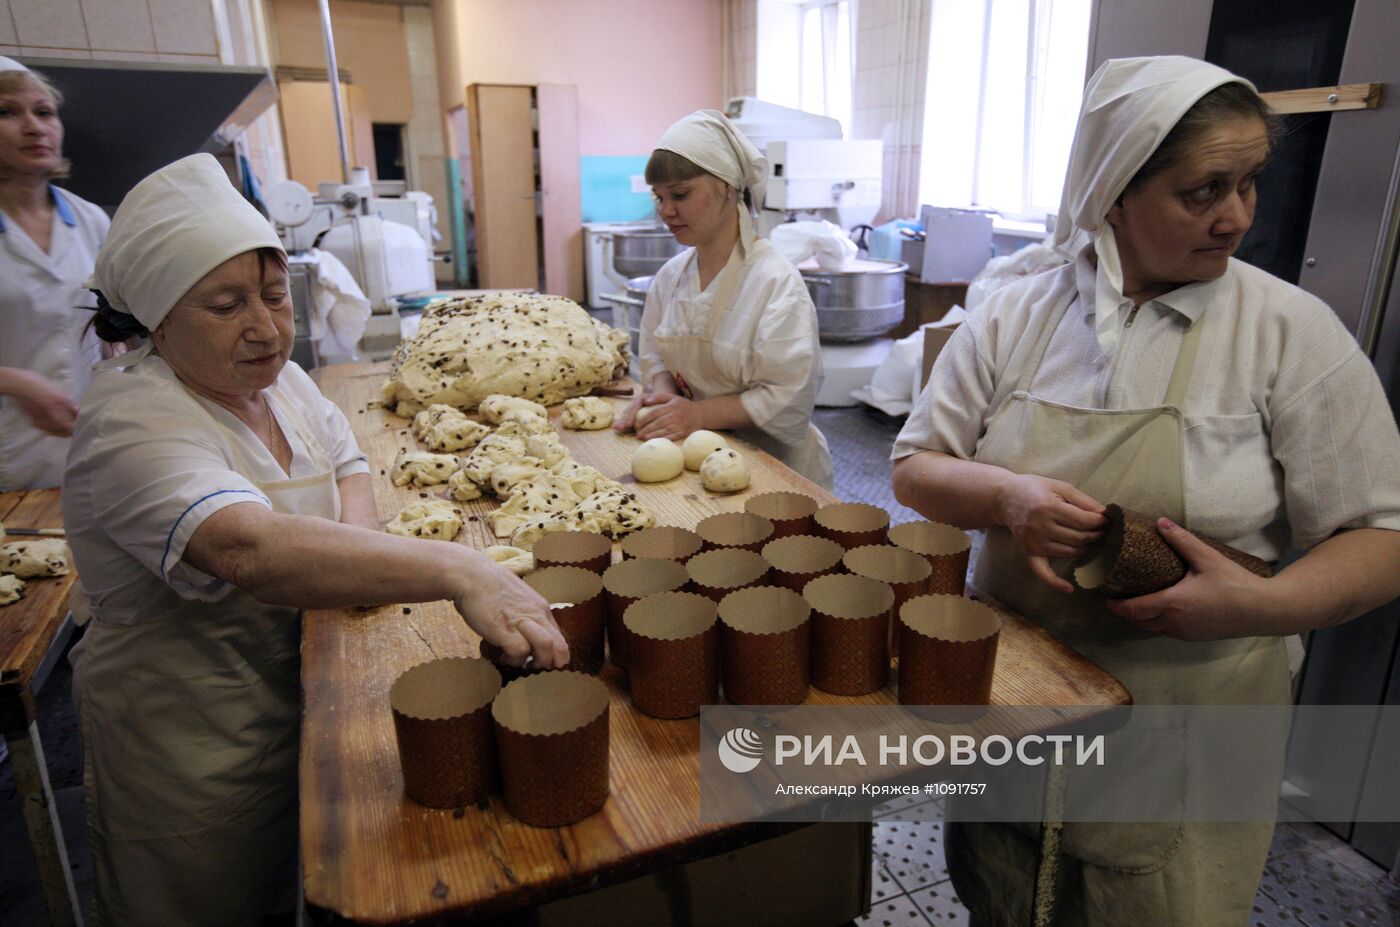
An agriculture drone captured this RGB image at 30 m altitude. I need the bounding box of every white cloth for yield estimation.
[0,186,108,490]
[1056,56,1251,353]
[308,249,371,359]
[63,353,368,625]
[893,252,1400,559]
[90,153,282,331]
[654,109,768,254]
[770,220,858,271]
[0,55,28,71]
[639,242,833,488]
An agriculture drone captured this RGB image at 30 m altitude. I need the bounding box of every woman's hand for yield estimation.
[1106,518,1271,640]
[634,395,704,441]
[997,473,1107,593]
[2,368,79,437]
[453,564,571,668]
[614,391,648,433]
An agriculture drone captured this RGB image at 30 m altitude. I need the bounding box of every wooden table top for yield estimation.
[0,488,76,731]
[301,362,1130,924]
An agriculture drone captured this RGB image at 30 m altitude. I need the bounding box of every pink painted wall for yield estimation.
[431,0,724,156]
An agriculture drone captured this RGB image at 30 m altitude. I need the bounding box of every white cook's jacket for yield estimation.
[0,185,108,490]
[638,241,833,489]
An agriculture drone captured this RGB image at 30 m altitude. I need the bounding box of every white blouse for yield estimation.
[63,355,369,624]
[894,253,1400,559]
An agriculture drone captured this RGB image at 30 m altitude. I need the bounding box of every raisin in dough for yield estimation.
[560,396,614,431]
[391,451,460,487]
[1,539,69,578]
[700,448,750,493]
[385,500,465,541]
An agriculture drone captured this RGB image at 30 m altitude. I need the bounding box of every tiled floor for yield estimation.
[2,399,1396,926]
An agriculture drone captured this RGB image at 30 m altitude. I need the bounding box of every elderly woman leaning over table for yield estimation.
[891,57,1400,926]
[61,154,569,927]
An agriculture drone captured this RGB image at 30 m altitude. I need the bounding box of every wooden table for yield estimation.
[302,362,1131,924]
[1,488,83,927]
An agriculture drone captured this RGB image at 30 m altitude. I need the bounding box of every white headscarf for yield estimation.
[1055,56,1255,353]
[654,109,768,254]
[91,153,282,331]
[0,56,30,73]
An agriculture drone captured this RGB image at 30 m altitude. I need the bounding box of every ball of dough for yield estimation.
[700,448,750,493]
[631,438,684,483]
[561,396,614,430]
[682,430,729,471]
[634,405,661,430]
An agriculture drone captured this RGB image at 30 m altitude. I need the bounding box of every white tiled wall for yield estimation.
[852,0,929,221]
[0,0,220,63]
[726,0,758,102]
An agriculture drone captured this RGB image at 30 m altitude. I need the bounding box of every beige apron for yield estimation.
[77,379,340,926]
[652,241,833,489]
[947,293,1289,926]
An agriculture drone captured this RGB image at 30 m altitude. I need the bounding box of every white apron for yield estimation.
[77,372,340,926]
[652,242,833,489]
[947,291,1289,926]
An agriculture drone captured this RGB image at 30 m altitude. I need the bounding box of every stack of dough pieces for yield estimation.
[0,538,71,607]
[380,293,629,417]
[384,392,656,552]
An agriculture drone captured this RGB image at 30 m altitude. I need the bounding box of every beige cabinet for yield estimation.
[467,83,582,301]
[279,80,378,189]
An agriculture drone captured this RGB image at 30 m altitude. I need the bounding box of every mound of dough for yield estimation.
[487,475,583,538]
[525,433,570,468]
[1,539,69,578]
[483,545,533,575]
[494,409,555,437]
[385,500,464,541]
[682,430,729,471]
[480,394,548,424]
[381,293,629,414]
[508,487,654,550]
[419,412,490,453]
[700,448,750,493]
[460,434,527,487]
[632,438,684,483]
[560,396,614,430]
[488,458,548,498]
[447,469,483,502]
[0,574,23,606]
[391,451,460,487]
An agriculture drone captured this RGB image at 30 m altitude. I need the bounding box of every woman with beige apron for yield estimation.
[618,110,834,490]
[891,57,1400,925]
[64,154,570,925]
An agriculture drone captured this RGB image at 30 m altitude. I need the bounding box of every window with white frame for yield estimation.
[918,0,1091,223]
[757,0,854,137]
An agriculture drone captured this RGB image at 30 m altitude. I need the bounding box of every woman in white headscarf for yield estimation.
[0,55,110,490]
[63,154,569,926]
[614,110,833,490]
[892,57,1400,924]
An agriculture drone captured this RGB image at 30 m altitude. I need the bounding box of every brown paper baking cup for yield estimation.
[814,502,891,550]
[898,594,1001,707]
[888,521,972,595]
[686,547,771,602]
[533,530,613,575]
[843,545,932,660]
[602,557,691,668]
[492,671,610,827]
[717,586,811,705]
[391,658,501,808]
[695,511,775,553]
[526,566,606,674]
[761,534,847,593]
[1072,504,1272,599]
[745,491,819,539]
[619,525,704,563]
[803,574,895,696]
[624,591,720,719]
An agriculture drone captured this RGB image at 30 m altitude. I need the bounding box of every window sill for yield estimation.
[991,217,1049,240]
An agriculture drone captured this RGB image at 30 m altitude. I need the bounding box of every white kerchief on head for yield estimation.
[0,55,29,73]
[1054,56,1254,353]
[654,109,768,253]
[91,153,283,331]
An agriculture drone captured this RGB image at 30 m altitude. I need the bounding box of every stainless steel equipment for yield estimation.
[800,259,908,343]
[609,227,684,278]
[600,275,652,360]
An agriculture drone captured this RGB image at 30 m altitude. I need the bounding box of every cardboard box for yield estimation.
[516,822,872,926]
[921,323,963,390]
[918,206,994,284]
